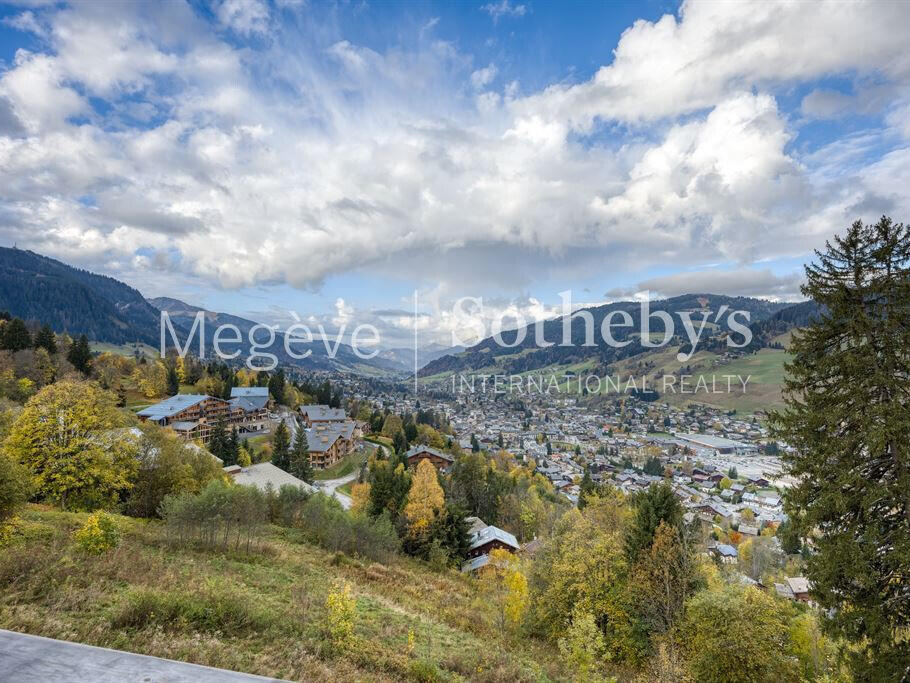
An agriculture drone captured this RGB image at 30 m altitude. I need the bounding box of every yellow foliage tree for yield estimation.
[403,459,444,535]
[3,381,136,510]
[350,482,371,514]
[479,547,529,636]
[132,360,168,398]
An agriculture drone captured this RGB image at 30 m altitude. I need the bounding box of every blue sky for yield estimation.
[1,0,909,347]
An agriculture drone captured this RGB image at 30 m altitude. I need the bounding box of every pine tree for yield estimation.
[268,369,285,404]
[209,415,228,462]
[770,216,910,678]
[67,334,92,375]
[223,427,240,467]
[33,325,57,354]
[624,482,683,563]
[166,365,179,396]
[0,317,31,351]
[290,424,314,483]
[271,420,291,471]
[578,467,597,509]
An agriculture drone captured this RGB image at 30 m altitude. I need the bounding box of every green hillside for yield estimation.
[0,506,565,682]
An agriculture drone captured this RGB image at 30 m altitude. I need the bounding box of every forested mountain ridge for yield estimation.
[420,293,799,377]
[0,247,161,345]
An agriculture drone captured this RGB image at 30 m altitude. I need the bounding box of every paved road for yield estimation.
[317,471,357,509]
[0,629,288,682]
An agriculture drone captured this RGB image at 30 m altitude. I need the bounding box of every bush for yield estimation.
[325,579,356,649]
[111,588,275,635]
[296,493,399,563]
[160,480,267,552]
[0,452,28,526]
[266,483,312,526]
[74,511,120,554]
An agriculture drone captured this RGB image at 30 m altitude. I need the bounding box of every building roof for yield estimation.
[715,544,738,557]
[301,404,347,421]
[461,554,491,572]
[169,421,199,432]
[137,394,213,420]
[786,576,810,594]
[230,396,269,412]
[227,462,317,493]
[468,525,519,552]
[231,386,269,398]
[404,444,454,463]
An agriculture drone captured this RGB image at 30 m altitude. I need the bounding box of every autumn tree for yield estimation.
[3,381,136,509]
[404,458,444,536]
[770,216,910,678]
[123,422,224,518]
[479,548,529,637]
[682,584,796,683]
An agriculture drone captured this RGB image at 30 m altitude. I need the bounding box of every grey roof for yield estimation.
[231,387,269,398]
[461,554,491,572]
[301,404,347,421]
[230,396,268,412]
[169,421,199,432]
[786,576,810,594]
[404,445,454,463]
[227,462,317,493]
[137,394,211,420]
[468,525,519,552]
[715,544,738,557]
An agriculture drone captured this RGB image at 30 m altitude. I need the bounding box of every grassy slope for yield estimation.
[314,449,369,481]
[0,506,562,683]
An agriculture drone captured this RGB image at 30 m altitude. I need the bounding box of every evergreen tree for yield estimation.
[0,317,31,351]
[624,482,683,563]
[67,334,92,375]
[497,431,504,448]
[223,427,240,467]
[393,429,407,455]
[471,434,480,453]
[33,325,57,354]
[578,467,597,509]
[268,369,285,404]
[290,424,314,483]
[271,420,291,471]
[209,415,228,462]
[166,365,180,396]
[770,216,910,678]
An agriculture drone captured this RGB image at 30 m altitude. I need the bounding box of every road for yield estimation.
[317,471,357,509]
[0,629,288,682]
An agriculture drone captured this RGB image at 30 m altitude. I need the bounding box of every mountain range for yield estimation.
[0,246,819,382]
[0,247,404,374]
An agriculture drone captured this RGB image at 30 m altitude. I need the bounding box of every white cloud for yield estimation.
[608,268,805,301]
[517,0,910,128]
[0,0,908,313]
[216,0,269,35]
[480,0,527,23]
[470,63,497,89]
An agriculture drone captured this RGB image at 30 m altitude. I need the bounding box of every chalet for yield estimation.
[466,525,520,559]
[404,445,454,472]
[137,394,231,445]
[711,544,738,564]
[229,386,270,433]
[785,576,812,603]
[300,404,347,427]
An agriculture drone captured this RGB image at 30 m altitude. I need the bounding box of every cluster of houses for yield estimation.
[138,390,364,473]
[137,387,273,443]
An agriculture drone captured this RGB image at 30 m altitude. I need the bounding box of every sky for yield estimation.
[1,0,909,349]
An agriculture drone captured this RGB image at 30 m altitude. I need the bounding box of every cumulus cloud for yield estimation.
[607,268,805,301]
[0,0,908,325]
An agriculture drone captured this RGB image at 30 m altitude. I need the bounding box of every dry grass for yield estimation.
[0,505,563,682]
